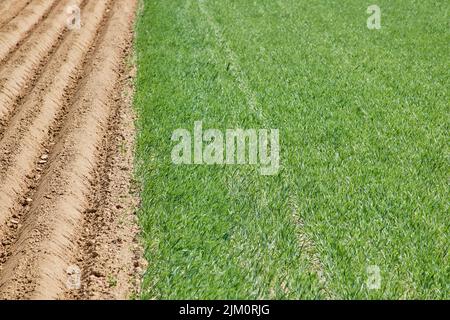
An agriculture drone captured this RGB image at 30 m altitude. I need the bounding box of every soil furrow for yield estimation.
[0,0,137,300]
[0,0,58,64]
[0,0,31,28]
[0,0,109,230]
[0,0,86,131]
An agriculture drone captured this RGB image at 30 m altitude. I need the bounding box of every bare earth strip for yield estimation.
[0,0,142,300]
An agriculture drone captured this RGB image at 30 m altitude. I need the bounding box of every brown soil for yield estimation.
[0,0,144,300]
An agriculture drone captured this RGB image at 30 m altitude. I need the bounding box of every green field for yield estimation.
[134,0,449,299]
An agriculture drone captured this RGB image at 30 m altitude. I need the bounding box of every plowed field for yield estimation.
[0,0,143,300]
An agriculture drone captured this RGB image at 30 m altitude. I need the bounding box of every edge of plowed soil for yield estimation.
[66,50,147,300]
[63,0,147,300]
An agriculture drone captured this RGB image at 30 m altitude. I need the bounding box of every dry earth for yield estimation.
[0,0,145,300]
